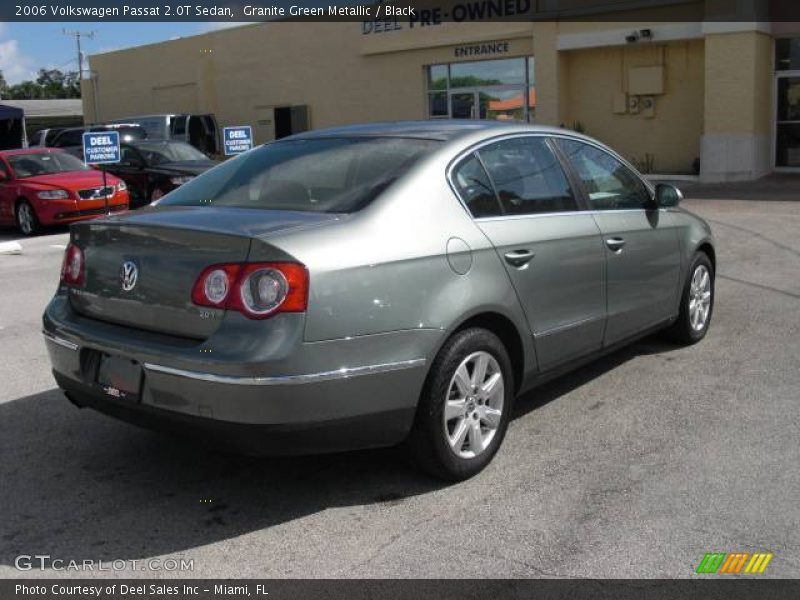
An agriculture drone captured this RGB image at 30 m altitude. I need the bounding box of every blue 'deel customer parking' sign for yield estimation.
[82,131,121,165]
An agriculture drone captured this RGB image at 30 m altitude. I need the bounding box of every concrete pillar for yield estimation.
[701,30,773,182]
[79,76,96,125]
[532,22,567,127]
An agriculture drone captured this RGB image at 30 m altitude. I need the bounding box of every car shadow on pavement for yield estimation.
[0,335,677,570]
[0,386,443,571]
[0,225,70,243]
[512,334,677,420]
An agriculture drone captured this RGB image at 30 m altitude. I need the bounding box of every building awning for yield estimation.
[0,104,24,120]
[0,99,83,118]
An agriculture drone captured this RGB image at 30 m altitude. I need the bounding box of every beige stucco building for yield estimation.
[82,2,794,182]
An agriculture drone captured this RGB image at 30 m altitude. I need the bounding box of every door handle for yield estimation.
[605,237,626,252]
[504,249,535,267]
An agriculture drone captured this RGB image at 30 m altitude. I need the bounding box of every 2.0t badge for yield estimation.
[120,260,138,292]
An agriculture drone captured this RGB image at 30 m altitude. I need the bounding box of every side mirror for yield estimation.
[655,183,683,208]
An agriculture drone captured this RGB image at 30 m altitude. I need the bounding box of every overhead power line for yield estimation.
[62,29,96,80]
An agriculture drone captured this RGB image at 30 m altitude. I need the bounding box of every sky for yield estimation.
[0,22,244,84]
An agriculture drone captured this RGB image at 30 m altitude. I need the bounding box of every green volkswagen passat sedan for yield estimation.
[43,121,715,480]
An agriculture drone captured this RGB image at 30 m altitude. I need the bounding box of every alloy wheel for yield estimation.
[689,264,712,331]
[443,350,504,459]
[18,203,34,235]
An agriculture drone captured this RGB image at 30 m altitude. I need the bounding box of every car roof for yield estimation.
[286,120,569,142]
[0,147,68,157]
[125,139,183,145]
[59,124,142,133]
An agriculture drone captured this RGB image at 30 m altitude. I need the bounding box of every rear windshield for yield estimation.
[134,141,207,164]
[157,137,440,213]
[8,152,90,178]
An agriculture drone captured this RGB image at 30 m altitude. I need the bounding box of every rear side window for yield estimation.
[170,116,187,136]
[55,129,84,147]
[451,154,501,218]
[478,137,577,216]
[558,139,652,210]
[44,129,62,145]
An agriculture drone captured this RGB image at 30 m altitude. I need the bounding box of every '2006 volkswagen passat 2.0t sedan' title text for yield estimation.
[43,121,715,480]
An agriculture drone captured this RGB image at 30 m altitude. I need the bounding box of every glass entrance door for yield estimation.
[450,92,477,119]
[775,74,800,168]
[427,57,536,121]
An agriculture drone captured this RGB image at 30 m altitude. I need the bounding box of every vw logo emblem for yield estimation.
[120,261,138,292]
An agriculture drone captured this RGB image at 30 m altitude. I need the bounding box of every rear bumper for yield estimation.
[55,370,415,455]
[42,302,438,454]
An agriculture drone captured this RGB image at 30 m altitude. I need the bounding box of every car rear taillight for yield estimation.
[191,262,308,319]
[60,243,85,287]
[192,264,241,308]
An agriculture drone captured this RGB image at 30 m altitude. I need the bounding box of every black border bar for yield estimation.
[4,0,799,22]
[4,580,800,600]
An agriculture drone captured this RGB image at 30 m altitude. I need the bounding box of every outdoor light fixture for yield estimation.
[626,29,653,43]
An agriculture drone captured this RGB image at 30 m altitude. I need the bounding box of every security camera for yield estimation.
[625,32,640,43]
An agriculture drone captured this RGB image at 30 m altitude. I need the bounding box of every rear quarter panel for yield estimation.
[265,152,534,368]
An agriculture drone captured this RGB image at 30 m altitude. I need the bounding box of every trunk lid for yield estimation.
[68,206,338,339]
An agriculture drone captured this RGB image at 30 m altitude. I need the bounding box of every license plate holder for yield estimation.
[96,353,143,401]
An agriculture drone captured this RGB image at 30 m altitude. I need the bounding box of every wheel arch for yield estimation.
[441,311,527,394]
[696,241,716,271]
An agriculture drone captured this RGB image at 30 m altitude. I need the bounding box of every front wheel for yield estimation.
[407,328,514,481]
[16,200,40,236]
[664,252,714,344]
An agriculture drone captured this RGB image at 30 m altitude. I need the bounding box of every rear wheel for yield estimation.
[407,328,514,481]
[16,200,40,236]
[664,252,714,344]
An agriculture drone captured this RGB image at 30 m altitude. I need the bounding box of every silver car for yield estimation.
[43,121,715,480]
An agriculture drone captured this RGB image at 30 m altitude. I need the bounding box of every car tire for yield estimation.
[664,251,714,345]
[407,327,514,481]
[16,200,40,236]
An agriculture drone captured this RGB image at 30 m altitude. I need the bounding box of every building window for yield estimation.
[776,38,800,71]
[425,56,535,122]
[775,38,800,168]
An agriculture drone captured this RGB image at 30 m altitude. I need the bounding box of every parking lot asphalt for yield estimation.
[0,193,798,579]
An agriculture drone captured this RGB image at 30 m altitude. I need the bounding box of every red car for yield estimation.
[0,148,129,235]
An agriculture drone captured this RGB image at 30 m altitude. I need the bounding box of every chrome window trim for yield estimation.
[42,331,79,351]
[144,358,427,386]
[446,131,656,221]
[473,207,668,223]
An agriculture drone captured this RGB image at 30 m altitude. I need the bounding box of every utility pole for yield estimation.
[62,29,95,80]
